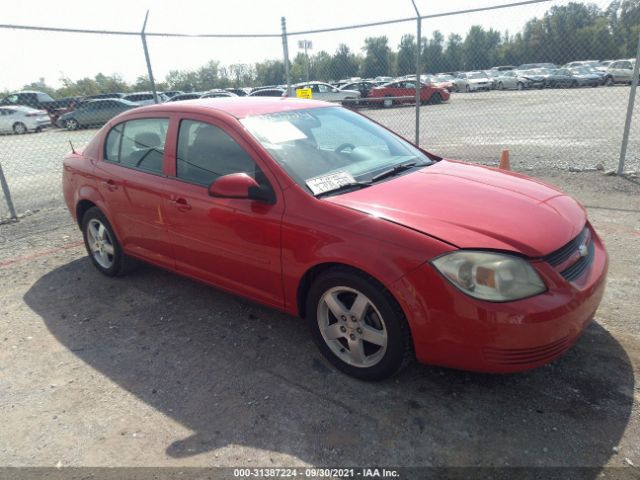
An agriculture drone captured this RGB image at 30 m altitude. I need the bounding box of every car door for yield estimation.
[95,116,176,269]
[0,109,13,132]
[316,82,340,101]
[162,114,285,308]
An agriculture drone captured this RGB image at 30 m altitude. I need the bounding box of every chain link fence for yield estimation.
[0,0,638,223]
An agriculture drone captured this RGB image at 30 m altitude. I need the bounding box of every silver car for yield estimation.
[453,72,492,92]
[292,81,360,103]
[121,92,169,105]
[0,105,51,134]
[604,59,636,86]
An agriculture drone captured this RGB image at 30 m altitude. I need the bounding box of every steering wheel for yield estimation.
[334,142,356,154]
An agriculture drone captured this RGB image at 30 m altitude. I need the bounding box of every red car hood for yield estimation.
[326,160,586,257]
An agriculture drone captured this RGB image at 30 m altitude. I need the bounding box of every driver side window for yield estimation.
[176,119,264,187]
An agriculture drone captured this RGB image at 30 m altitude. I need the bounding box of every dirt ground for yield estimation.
[0,169,639,473]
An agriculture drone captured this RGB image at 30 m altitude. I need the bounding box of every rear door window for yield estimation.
[104,118,168,174]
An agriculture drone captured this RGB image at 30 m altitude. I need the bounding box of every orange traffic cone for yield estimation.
[499,149,510,171]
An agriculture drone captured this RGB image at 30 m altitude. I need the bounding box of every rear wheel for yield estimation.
[383,96,393,108]
[81,207,134,277]
[516,82,524,91]
[429,92,442,104]
[604,77,614,87]
[12,122,27,134]
[465,84,471,93]
[306,267,413,380]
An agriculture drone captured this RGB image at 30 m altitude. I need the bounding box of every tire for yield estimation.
[497,82,504,90]
[571,80,578,88]
[465,84,471,93]
[430,93,442,105]
[66,118,79,131]
[516,82,524,91]
[81,207,134,277]
[604,77,614,87]
[306,267,413,381]
[13,122,27,135]
[382,96,393,108]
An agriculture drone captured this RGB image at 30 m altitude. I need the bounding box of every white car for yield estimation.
[121,92,169,105]
[453,71,492,92]
[0,106,51,134]
[292,82,361,103]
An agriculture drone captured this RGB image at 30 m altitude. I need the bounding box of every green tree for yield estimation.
[331,44,360,80]
[396,34,416,76]
[443,33,464,71]
[360,36,392,78]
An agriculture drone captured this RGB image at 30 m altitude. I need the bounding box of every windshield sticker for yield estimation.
[243,118,307,144]
[306,171,356,196]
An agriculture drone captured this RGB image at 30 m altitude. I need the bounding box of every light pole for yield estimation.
[298,39,313,82]
[410,0,422,146]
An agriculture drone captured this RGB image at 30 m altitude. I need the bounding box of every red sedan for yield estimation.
[368,80,450,107]
[62,98,607,380]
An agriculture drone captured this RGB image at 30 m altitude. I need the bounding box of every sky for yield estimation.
[0,0,608,91]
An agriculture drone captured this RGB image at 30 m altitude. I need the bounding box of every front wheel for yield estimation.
[81,207,134,277]
[66,118,79,130]
[517,82,524,91]
[497,82,504,90]
[604,77,614,87]
[465,84,471,93]
[306,267,413,380]
[382,96,393,108]
[429,92,442,104]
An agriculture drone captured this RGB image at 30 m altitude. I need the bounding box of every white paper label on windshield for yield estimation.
[305,171,356,195]
[243,118,307,144]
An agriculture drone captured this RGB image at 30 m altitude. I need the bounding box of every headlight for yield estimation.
[431,251,546,302]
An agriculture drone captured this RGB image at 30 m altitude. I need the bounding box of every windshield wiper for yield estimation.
[370,161,423,183]
[315,181,372,198]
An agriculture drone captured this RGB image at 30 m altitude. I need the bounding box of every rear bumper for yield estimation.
[391,225,608,373]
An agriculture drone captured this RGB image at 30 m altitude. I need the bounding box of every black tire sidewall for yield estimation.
[306,269,411,381]
[13,122,26,134]
[81,207,124,277]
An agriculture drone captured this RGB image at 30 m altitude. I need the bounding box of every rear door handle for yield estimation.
[102,179,118,191]
[170,197,191,211]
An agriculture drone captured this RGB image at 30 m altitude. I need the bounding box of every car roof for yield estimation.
[131,97,332,119]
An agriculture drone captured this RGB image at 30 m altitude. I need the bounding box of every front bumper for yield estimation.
[391,224,608,373]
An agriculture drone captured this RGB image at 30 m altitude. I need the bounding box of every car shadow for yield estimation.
[24,258,635,469]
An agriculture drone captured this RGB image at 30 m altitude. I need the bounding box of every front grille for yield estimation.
[483,336,571,366]
[560,240,595,281]
[544,227,588,266]
[543,226,595,282]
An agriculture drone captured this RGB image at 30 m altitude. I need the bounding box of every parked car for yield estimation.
[292,81,360,104]
[338,81,378,99]
[62,97,608,380]
[518,69,548,89]
[200,89,237,99]
[225,88,249,97]
[369,80,450,106]
[0,90,68,122]
[162,91,184,99]
[0,106,51,134]
[121,92,169,105]
[248,88,286,97]
[548,68,601,87]
[56,99,137,130]
[518,63,558,70]
[490,65,517,71]
[563,60,601,69]
[82,93,125,101]
[597,60,614,72]
[494,71,530,90]
[167,92,205,102]
[603,59,636,86]
[454,72,492,92]
[431,75,456,92]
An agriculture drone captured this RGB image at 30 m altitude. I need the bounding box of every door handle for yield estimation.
[102,179,118,191]
[170,197,191,211]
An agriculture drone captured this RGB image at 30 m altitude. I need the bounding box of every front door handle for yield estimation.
[170,197,191,211]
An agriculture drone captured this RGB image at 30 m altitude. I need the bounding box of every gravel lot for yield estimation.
[0,169,638,473]
[1,86,639,220]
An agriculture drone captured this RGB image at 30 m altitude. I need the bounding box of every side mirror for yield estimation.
[208,173,275,204]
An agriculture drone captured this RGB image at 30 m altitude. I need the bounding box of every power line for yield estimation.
[0,0,552,39]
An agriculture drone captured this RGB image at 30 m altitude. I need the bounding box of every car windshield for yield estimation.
[241,107,432,196]
[467,72,486,79]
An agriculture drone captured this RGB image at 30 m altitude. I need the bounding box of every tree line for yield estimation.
[6,0,640,99]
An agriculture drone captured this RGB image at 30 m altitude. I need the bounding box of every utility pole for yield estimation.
[410,0,422,146]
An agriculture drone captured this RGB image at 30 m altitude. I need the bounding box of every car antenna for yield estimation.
[69,140,76,154]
